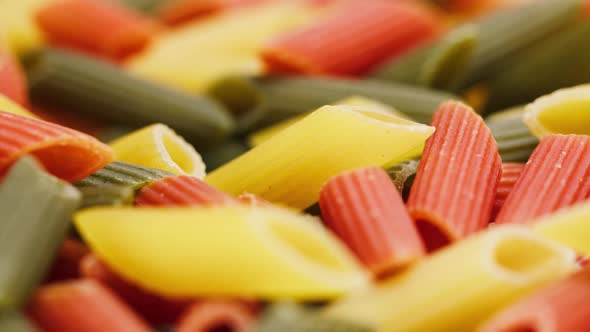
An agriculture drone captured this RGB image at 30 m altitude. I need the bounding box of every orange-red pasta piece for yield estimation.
[407,101,502,252]
[495,134,590,225]
[261,0,441,76]
[80,254,191,325]
[319,166,425,277]
[36,0,157,60]
[0,112,113,183]
[478,267,590,332]
[135,175,237,206]
[176,299,258,332]
[27,279,152,332]
[491,163,525,222]
[0,49,29,107]
[45,238,90,283]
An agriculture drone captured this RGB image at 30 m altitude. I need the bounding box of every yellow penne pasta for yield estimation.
[206,105,435,209]
[126,2,319,92]
[109,123,206,179]
[534,200,590,255]
[74,206,369,300]
[247,96,410,147]
[0,94,38,119]
[323,226,576,332]
[524,84,590,138]
[0,0,48,55]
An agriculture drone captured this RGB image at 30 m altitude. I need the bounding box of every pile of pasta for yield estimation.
[3,0,590,331]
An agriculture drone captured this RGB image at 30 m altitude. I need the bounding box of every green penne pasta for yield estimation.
[76,161,173,190]
[371,25,478,90]
[485,21,590,112]
[78,185,135,208]
[0,312,38,332]
[458,0,581,88]
[201,140,250,171]
[113,0,166,13]
[485,107,539,162]
[386,160,419,200]
[0,157,81,310]
[25,48,235,144]
[256,302,373,332]
[209,76,458,131]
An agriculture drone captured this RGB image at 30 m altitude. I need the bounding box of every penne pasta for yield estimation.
[28,280,152,332]
[496,134,590,225]
[0,311,37,332]
[408,101,502,251]
[237,192,272,207]
[158,0,266,25]
[36,0,157,60]
[74,206,369,300]
[0,48,29,107]
[135,175,237,206]
[486,106,539,162]
[0,0,46,55]
[0,157,81,310]
[126,2,317,92]
[176,299,257,332]
[486,21,590,112]
[477,267,590,332]
[524,84,590,138]
[257,302,372,332]
[205,105,434,210]
[261,0,440,76]
[200,139,249,171]
[26,48,235,143]
[0,94,38,119]
[110,124,206,179]
[78,185,135,208]
[323,226,576,332]
[209,76,458,129]
[46,238,89,283]
[533,200,590,256]
[0,111,113,183]
[76,161,172,191]
[492,163,525,222]
[459,0,581,89]
[81,254,191,325]
[371,24,477,90]
[385,160,419,200]
[320,167,425,277]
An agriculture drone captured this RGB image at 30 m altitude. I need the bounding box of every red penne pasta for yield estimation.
[491,163,525,222]
[36,0,157,60]
[176,299,258,332]
[28,279,152,332]
[495,134,590,225]
[80,254,191,325]
[0,49,30,107]
[0,112,113,182]
[135,175,237,206]
[31,104,106,137]
[261,0,441,76]
[46,238,90,283]
[477,267,590,332]
[158,0,267,25]
[237,192,272,207]
[319,166,425,277]
[407,101,502,251]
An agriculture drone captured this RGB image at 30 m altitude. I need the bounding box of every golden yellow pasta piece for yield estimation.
[126,2,320,92]
[109,124,206,179]
[534,200,590,255]
[247,96,410,147]
[524,84,590,138]
[0,94,38,119]
[0,0,48,55]
[74,206,369,300]
[206,105,435,210]
[323,226,576,332]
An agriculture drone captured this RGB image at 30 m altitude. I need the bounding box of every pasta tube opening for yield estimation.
[158,126,202,175]
[524,84,590,138]
[490,233,573,282]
